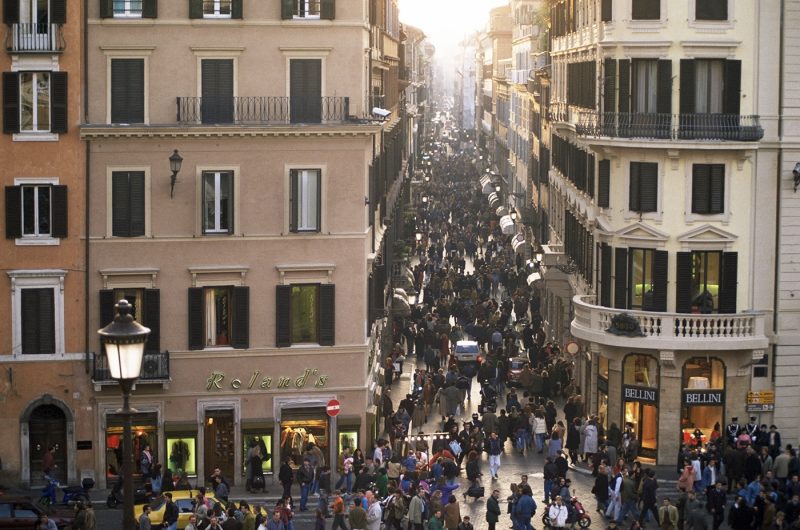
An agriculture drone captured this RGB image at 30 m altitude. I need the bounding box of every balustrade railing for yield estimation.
[176,96,351,125]
[6,23,65,52]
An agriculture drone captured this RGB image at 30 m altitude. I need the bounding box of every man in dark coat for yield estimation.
[638,469,659,525]
[486,489,502,530]
[706,481,727,530]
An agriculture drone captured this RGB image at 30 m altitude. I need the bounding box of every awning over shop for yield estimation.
[496,206,508,217]
[527,272,542,286]
[480,175,493,194]
[499,215,515,235]
[488,192,500,207]
[393,288,412,316]
[512,233,532,258]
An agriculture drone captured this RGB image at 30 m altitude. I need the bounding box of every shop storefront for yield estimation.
[681,357,726,448]
[597,356,609,431]
[105,411,159,481]
[622,353,659,461]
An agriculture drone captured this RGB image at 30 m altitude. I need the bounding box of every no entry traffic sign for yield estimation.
[326,399,341,417]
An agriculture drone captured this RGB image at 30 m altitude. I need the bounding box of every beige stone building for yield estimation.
[1,0,92,486]
[82,0,410,487]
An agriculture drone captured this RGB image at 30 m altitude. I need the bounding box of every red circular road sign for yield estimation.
[326,399,341,417]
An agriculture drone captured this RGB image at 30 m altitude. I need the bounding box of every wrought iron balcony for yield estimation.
[571,295,768,352]
[176,96,351,125]
[93,351,170,383]
[5,23,65,53]
[575,112,763,142]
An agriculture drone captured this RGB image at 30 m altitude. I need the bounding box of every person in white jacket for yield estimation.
[548,496,569,529]
[366,491,383,530]
[531,412,548,454]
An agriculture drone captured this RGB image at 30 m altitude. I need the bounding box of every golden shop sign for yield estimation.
[206,369,329,391]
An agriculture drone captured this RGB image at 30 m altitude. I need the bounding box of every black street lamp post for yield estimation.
[98,300,150,530]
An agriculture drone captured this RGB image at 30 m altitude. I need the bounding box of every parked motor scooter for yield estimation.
[39,475,94,506]
[106,475,152,508]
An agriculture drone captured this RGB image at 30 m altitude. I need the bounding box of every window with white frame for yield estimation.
[20,72,50,132]
[9,270,66,356]
[21,184,51,237]
[113,0,143,17]
[204,0,232,17]
[202,171,233,234]
[294,0,321,18]
[5,179,67,242]
[289,169,321,233]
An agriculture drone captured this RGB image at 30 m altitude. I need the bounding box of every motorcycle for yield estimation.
[541,496,591,529]
[106,475,152,508]
[39,475,94,506]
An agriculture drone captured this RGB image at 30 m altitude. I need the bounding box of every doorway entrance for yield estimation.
[28,404,67,484]
[624,401,658,461]
[204,410,235,481]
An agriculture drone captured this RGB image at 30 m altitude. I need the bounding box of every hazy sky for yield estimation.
[399,0,510,54]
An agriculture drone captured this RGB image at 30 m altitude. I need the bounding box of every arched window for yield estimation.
[682,357,725,390]
[623,354,658,387]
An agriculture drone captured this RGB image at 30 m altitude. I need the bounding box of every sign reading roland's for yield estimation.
[623,385,659,403]
[205,369,329,391]
[683,391,725,405]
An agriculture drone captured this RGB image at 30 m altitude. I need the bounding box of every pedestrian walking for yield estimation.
[487,431,502,480]
[658,498,678,530]
[486,489,501,530]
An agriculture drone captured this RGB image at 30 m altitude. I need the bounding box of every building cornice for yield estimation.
[80,124,384,139]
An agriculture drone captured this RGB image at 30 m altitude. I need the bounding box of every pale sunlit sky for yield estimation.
[399,0,510,55]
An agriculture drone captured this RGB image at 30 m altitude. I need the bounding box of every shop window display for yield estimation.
[338,430,358,453]
[623,354,658,387]
[280,411,328,468]
[166,436,196,477]
[242,433,273,474]
[681,358,725,447]
[106,412,158,478]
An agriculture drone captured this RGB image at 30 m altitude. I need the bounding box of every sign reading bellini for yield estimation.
[206,369,329,391]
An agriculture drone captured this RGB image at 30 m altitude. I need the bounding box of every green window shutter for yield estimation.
[129,171,145,236]
[143,289,160,353]
[603,59,616,115]
[50,72,68,133]
[111,59,145,124]
[187,287,205,350]
[629,162,640,211]
[601,0,612,21]
[639,163,658,212]
[289,169,298,232]
[709,164,725,214]
[614,247,628,310]
[675,252,693,313]
[598,160,610,208]
[656,60,672,114]
[723,60,741,115]
[692,164,710,214]
[189,0,203,19]
[231,0,243,19]
[4,0,19,24]
[3,72,20,134]
[99,289,115,354]
[276,285,292,347]
[652,250,668,312]
[719,252,738,314]
[231,286,250,349]
[600,243,612,307]
[22,288,55,354]
[5,186,22,239]
[319,284,335,346]
[99,0,113,18]
[111,172,131,237]
[50,185,68,238]
[321,0,335,20]
[617,59,630,114]
[201,59,234,124]
[51,0,67,24]
[142,0,158,18]
[679,59,696,114]
[281,0,293,19]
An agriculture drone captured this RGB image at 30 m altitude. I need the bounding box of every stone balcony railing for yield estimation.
[571,295,769,352]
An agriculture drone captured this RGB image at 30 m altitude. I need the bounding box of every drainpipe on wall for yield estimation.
[83,0,91,373]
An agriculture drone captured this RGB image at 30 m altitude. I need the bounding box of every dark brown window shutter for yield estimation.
[639,163,658,212]
[4,0,19,24]
[675,252,693,313]
[719,252,738,314]
[99,289,115,353]
[601,0,612,21]
[187,287,204,350]
[598,160,610,208]
[629,162,640,211]
[231,0,242,18]
[656,60,672,114]
[652,250,668,312]
[231,286,250,349]
[723,60,741,115]
[289,169,298,232]
[129,172,145,236]
[319,284,335,346]
[281,0,293,19]
[22,288,55,354]
[111,59,145,124]
[692,164,710,214]
[600,243,612,307]
[143,289,160,353]
[603,59,616,114]
[50,72,68,133]
[3,72,20,134]
[632,0,659,20]
[189,0,203,19]
[614,247,628,309]
[99,0,113,18]
[142,0,158,18]
[51,0,67,24]
[709,164,725,214]
[5,186,22,238]
[618,59,630,114]
[321,0,335,19]
[51,185,68,238]
[679,59,696,114]
[696,0,727,20]
[201,59,234,124]
[276,285,291,347]
[111,172,131,237]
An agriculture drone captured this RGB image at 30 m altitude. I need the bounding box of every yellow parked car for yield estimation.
[134,490,266,529]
